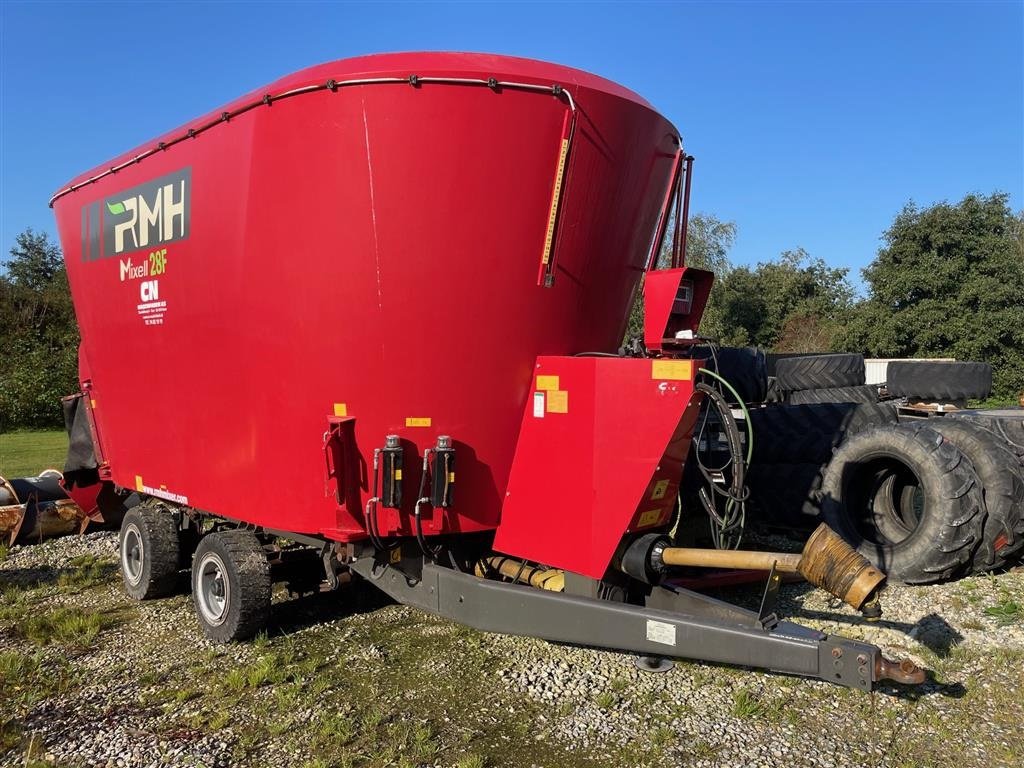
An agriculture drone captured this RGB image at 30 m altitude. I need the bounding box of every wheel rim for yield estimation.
[122,524,144,585]
[196,552,230,626]
[857,460,924,545]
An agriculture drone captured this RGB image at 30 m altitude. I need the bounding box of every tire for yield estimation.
[928,419,1024,570]
[746,463,824,530]
[691,346,768,404]
[192,530,271,642]
[951,409,1024,459]
[119,504,181,600]
[787,385,879,405]
[775,353,865,391]
[820,422,985,584]
[748,401,898,465]
[887,361,992,401]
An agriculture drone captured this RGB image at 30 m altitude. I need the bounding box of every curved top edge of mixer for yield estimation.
[52,51,675,206]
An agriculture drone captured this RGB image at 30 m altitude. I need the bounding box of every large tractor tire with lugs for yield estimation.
[748,401,898,465]
[774,353,865,391]
[820,422,985,584]
[950,409,1024,460]
[746,463,824,530]
[119,504,181,600]
[192,530,271,642]
[787,385,879,406]
[886,361,992,401]
[691,346,768,404]
[929,419,1024,570]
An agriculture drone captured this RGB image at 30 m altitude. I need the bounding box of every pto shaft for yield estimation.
[656,524,886,615]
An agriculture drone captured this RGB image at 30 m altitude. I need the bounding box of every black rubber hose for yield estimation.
[694,379,750,549]
[414,455,443,560]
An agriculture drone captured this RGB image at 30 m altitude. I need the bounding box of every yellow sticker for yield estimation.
[651,359,693,381]
[90,399,97,408]
[448,472,456,483]
[405,417,432,427]
[134,475,144,492]
[333,403,348,417]
[394,469,403,481]
[546,390,569,413]
[637,508,664,528]
[536,375,560,391]
[651,479,670,500]
[390,548,402,564]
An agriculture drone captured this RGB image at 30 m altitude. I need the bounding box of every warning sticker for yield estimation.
[405,417,431,427]
[546,390,568,414]
[651,479,670,500]
[536,375,560,391]
[651,359,693,381]
[646,619,676,647]
[636,508,664,528]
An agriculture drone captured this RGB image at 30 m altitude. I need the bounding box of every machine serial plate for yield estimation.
[646,619,676,646]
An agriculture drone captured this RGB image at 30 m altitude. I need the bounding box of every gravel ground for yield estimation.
[1,531,1023,768]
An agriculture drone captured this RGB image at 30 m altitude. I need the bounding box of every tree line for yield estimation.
[1,192,1022,431]
[628,192,1023,401]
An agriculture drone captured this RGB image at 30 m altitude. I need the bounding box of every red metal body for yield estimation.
[52,53,694,575]
[494,356,703,578]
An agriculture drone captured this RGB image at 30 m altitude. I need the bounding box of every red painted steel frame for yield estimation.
[643,267,714,351]
[51,53,684,544]
[494,356,703,578]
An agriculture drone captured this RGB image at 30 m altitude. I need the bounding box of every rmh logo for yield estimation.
[83,168,191,261]
[108,175,186,253]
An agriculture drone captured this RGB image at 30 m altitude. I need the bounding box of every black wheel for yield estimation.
[787,385,878,405]
[951,409,1024,460]
[119,504,181,600]
[774,353,865,391]
[748,401,898,465]
[192,530,271,642]
[929,419,1024,571]
[746,462,824,529]
[886,361,992,401]
[820,422,985,584]
[691,346,768,404]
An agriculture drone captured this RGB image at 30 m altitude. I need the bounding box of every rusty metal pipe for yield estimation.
[660,547,803,573]
[658,523,886,614]
[0,472,89,545]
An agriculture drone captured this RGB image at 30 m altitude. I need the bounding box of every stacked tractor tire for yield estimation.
[747,353,899,543]
[701,349,1024,584]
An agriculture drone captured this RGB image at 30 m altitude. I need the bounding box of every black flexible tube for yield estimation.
[693,379,749,549]
[414,451,443,560]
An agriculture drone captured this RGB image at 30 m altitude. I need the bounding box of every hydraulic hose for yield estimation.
[689,366,754,549]
[414,449,443,560]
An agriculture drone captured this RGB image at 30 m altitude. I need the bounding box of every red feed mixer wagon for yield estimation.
[50,52,922,689]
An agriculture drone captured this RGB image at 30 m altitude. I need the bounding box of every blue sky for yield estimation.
[1,1,1020,288]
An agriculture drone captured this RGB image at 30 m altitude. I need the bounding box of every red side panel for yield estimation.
[643,267,714,350]
[493,356,703,578]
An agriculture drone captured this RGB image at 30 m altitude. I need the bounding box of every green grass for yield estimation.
[57,554,118,589]
[984,597,1023,626]
[731,688,767,719]
[967,396,1020,409]
[16,607,109,648]
[0,430,67,478]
